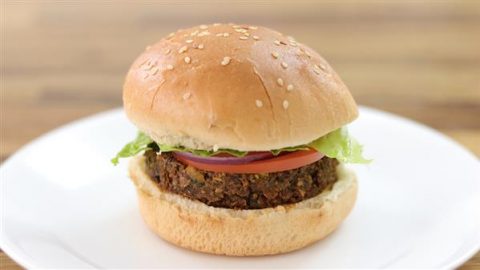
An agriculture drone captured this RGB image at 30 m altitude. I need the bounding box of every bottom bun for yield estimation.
[129,155,358,256]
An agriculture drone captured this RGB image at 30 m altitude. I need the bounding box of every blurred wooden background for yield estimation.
[1,0,479,269]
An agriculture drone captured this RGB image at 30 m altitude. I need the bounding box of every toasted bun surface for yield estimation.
[123,23,358,151]
[129,155,357,256]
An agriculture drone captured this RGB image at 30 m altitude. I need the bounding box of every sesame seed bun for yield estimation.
[123,23,358,151]
[129,155,357,256]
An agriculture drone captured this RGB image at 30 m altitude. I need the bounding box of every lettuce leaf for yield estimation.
[111,128,370,165]
[270,145,310,155]
[111,132,248,165]
[269,128,370,163]
[308,127,371,164]
[156,144,247,157]
[111,132,153,165]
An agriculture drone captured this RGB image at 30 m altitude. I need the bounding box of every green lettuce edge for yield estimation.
[308,127,371,164]
[111,127,370,165]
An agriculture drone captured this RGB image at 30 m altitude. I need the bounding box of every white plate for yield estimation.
[1,107,479,269]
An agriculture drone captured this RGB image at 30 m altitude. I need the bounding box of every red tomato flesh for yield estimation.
[173,150,323,174]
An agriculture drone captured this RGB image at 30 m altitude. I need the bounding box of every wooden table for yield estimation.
[2,1,479,269]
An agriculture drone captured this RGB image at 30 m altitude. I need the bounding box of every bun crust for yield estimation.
[123,24,358,151]
[129,155,357,256]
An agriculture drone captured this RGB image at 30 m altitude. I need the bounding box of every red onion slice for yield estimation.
[174,151,274,164]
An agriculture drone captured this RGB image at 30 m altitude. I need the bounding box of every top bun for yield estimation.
[123,23,358,151]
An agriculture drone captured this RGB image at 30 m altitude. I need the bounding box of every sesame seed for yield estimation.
[290,41,297,47]
[184,56,191,64]
[295,50,303,56]
[178,46,188,53]
[190,30,199,36]
[186,39,193,43]
[287,36,295,41]
[271,52,279,59]
[239,36,248,40]
[213,144,219,152]
[197,44,204,49]
[198,31,210,37]
[287,84,294,91]
[183,92,191,100]
[235,28,247,33]
[232,25,241,29]
[249,26,258,30]
[280,40,287,45]
[167,64,174,70]
[221,56,231,66]
[200,24,208,29]
[145,61,155,69]
[319,63,327,70]
[313,66,321,75]
[213,23,220,26]
[151,67,159,75]
[277,78,284,86]
[143,73,149,79]
[274,40,281,46]
[283,100,289,109]
[281,62,288,69]
[223,32,230,37]
[255,100,263,107]
[165,49,171,54]
[145,45,151,50]
[168,32,175,37]
[243,32,250,37]
[305,51,312,58]
[216,33,223,37]
[253,35,259,40]
[138,59,149,67]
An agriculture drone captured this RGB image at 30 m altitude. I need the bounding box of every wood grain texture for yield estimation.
[2,1,479,269]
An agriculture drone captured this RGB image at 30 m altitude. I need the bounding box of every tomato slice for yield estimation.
[173,150,324,174]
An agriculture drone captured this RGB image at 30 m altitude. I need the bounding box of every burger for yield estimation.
[112,23,368,256]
